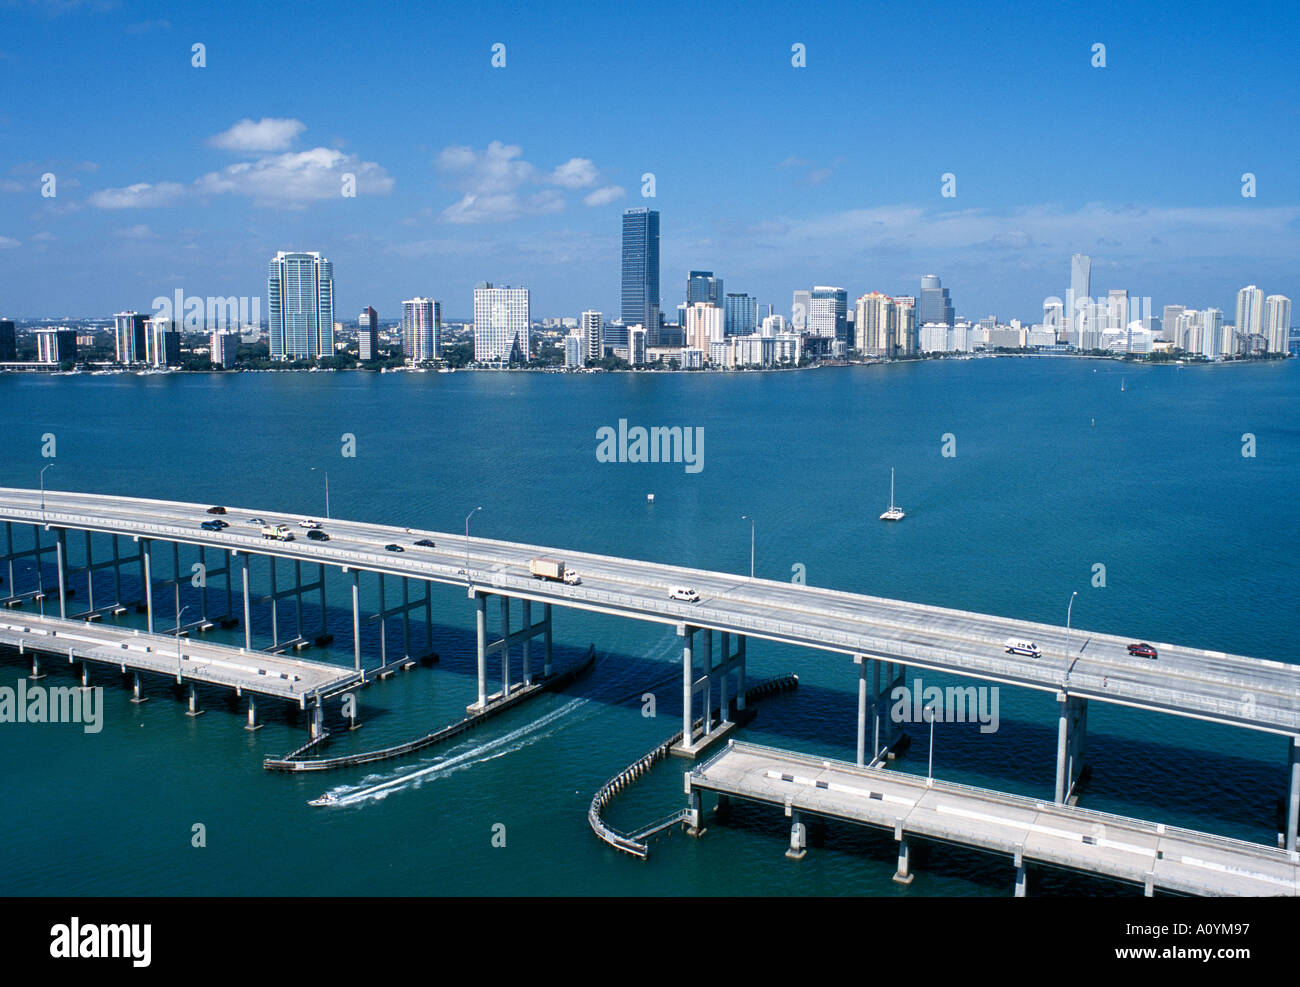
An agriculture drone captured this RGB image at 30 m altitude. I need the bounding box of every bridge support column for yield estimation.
[309,701,323,740]
[1054,694,1088,804]
[786,809,807,860]
[241,554,252,650]
[543,603,553,677]
[377,576,386,668]
[141,539,154,633]
[350,570,361,673]
[893,828,914,885]
[79,661,89,690]
[1286,736,1300,852]
[475,591,488,708]
[54,528,67,619]
[245,696,260,731]
[499,595,511,697]
[1014,864,1027,897]
[270,558,282,648]
[294,560,304,642]
[29,653,44,680]
[424,580,432,657]
[718,632,729,724]
[680,625,695,754]
[684,782,704,838]
[522,600,532,685]
[855,654,868,766]
[185,683,202,717]
[130,671,147,704]
[401,577,411,660]
[702,628,713,734]
[83,531,95,616]
[224,549,234,624]
[3,522,13,601]
[736,635,746,710]
[112,535,123,611]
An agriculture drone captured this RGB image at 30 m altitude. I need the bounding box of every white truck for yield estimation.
[261,523,295,541]
[529,557,581,585]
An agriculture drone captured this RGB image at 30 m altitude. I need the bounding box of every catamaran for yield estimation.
[879,468,905,521]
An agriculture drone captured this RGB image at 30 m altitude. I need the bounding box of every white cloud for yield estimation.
[194,148,394,208]
[0,235,20,249]
[551,157,598,189]
[112,224,155,239]
[583,185,625,207]
[443,189,564,225]
[89,181,186,209]
[207,118,307,153]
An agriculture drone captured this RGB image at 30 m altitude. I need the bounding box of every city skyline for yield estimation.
[2,2,1299,321]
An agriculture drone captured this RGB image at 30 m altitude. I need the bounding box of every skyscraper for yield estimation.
[809,286,848,339]
[1107,289,1129,331]
[893,296,917,356]
[1067,254,1091,337]
[358,306,379,362]
[621,208,660,332]
[473,283,530,363]
[723,293,757,337]
[685,302,723,352]
[401,298,441,362]
[267,251,334,360]
[1264,295,1291,354]
[145,316,179,367]
[854,292,895,357]
[113,311,148,364]
[1162,305,1186,347]
[1202,308,1225,358]
[791,289,811,331]
[687,271,723,306]
[919,275,954,328]
[1236,285,1263,338]
[0,320,15,362]
[581,310,603,363]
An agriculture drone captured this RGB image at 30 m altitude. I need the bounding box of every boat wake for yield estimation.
[311,696,588,807]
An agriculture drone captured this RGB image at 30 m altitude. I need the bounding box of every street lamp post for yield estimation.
[925,701,937,787]
[1064,590,1079,688]
[740,515,755,580]
[311,467,330,520]
[464,507,482,583]
[40,463,54,523]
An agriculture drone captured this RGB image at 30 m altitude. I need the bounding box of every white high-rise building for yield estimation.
[1107,289,1129,330]
[145,316,179,367]
[267,251,334,360]
[211,330,239,368]
[1201,308,1225,358]
[1264,295,1291,354]
[473,283,530,363]
[401,297,441,362]
[581,310,603,363]
[563,329,586,369]
[114,311,147,365]
[685,302,723,353]
[1162,305,1186,346]
[1236,285,1264,339]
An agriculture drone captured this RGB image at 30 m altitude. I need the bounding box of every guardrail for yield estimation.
[588,674,800,858]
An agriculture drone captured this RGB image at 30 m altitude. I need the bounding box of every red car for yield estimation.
[1127,642,1157,659]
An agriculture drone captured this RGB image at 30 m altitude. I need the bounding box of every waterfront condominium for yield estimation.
[358,306,379,361]
[267,251,335,360]
[1067,253,1091,338]
[401,297,441,362]
[1236,285,1263,339]
[621,208,660,333]
[808,286,848,340]
[1264,295,1291,354]
[854,292,895,357]
[581,310,603,362]
[473,283,530,363]
[113,311,148,364]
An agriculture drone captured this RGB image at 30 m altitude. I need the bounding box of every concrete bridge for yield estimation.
[2,486,1298,854]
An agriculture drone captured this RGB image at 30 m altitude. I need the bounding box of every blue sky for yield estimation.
[2,0,1298,322]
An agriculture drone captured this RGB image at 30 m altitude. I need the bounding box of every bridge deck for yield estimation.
[689,741,1300,897]
[2,487,1298,735]
[0,615,361,702]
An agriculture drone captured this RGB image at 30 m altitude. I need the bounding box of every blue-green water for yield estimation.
[1,358,1296,896]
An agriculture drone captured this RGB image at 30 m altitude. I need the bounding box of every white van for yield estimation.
[1004,638,1041,658]
[669,586,701,602]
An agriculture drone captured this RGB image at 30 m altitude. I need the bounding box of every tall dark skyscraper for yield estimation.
[621,208,660,332]
[0,320,15,362]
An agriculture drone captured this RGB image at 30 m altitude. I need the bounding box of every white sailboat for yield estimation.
[879,468,905,521]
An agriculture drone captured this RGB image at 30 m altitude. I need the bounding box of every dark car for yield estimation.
[200,520,222,531]
[307,529,329,541]
[211,519,229,529]
[206,506,226,515]
[1127,642,1158,659]
[384,543,404,553]
[413,538,435,547]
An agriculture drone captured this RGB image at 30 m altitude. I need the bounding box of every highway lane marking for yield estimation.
[1175,854,1296,890]
[934,804,1152,857]
[763,769,914,808]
